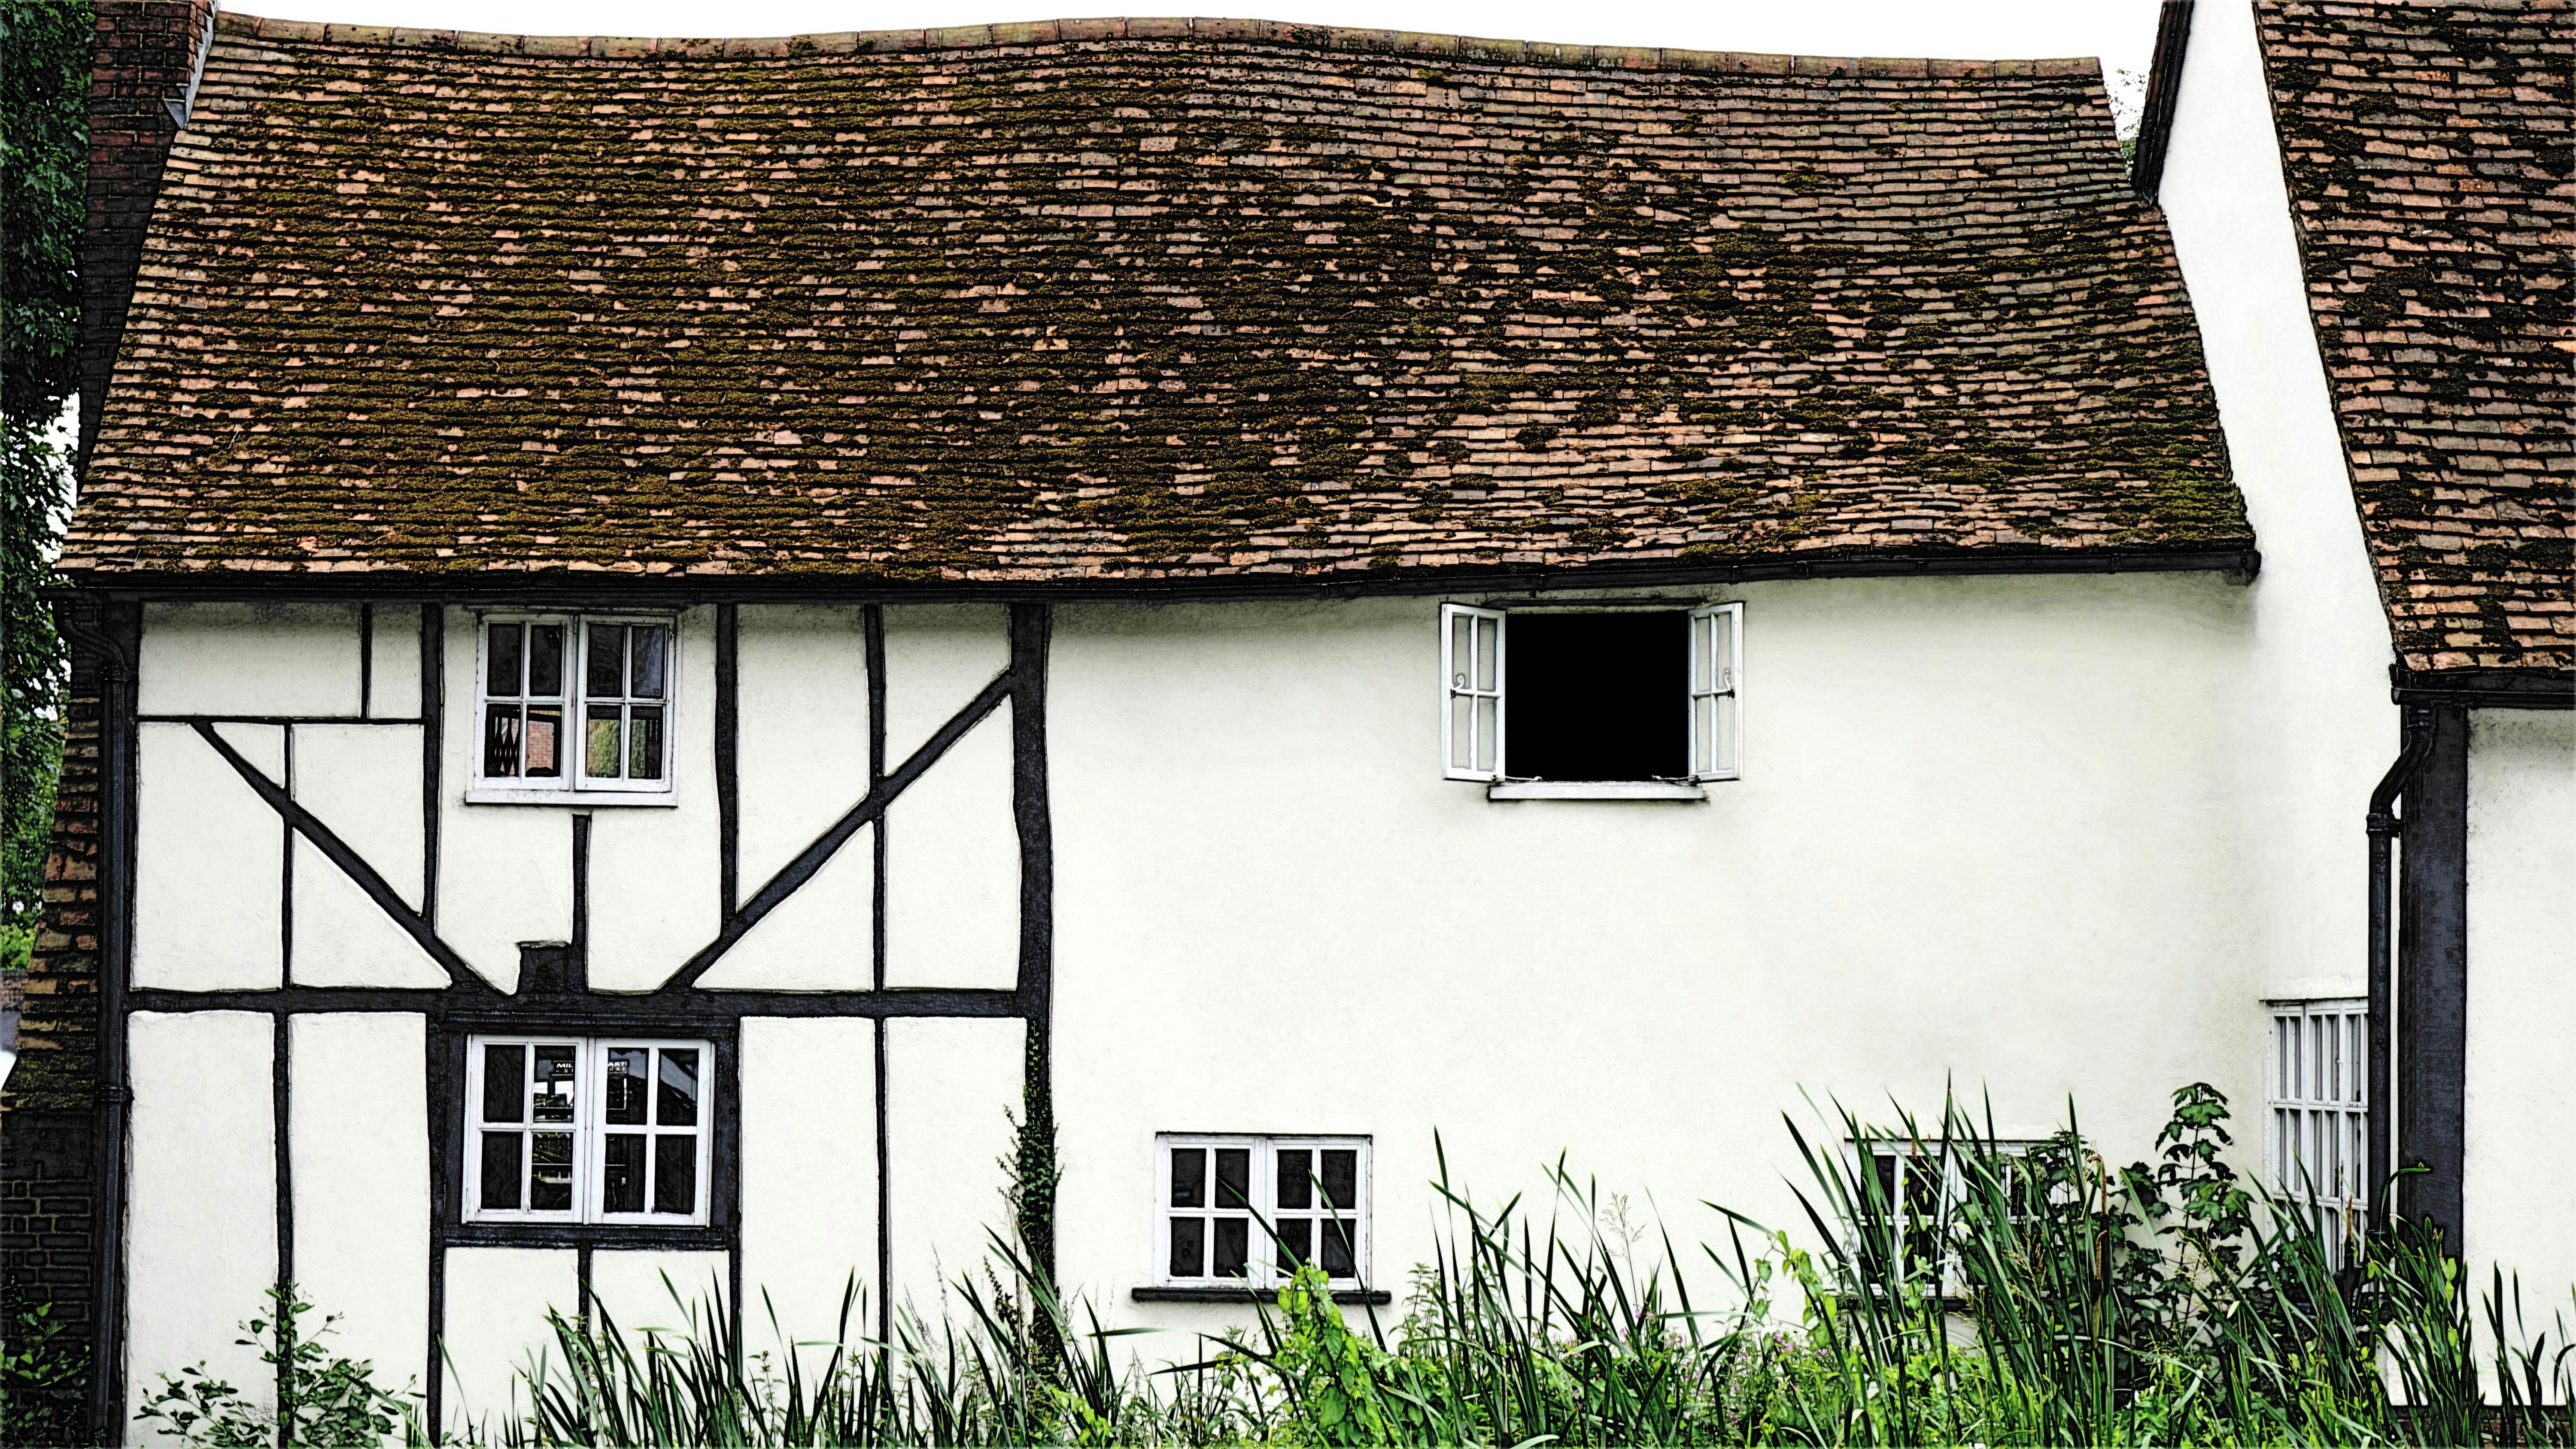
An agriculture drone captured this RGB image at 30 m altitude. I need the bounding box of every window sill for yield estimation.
[1487,780,1705,801]
[464,787,677,807]
[442,1221,726,1249]
[1130,1285,1394,1306]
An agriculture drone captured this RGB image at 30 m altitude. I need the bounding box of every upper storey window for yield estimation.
[474,615,674,803]
[1442,603,1741,799]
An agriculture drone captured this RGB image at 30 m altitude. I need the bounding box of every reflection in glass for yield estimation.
[531,1134,574,1210]
[629,707,664,781]
[657,1050,699,1126]
[483,705,523,778]
[525,706,562,776]
[631,627,668,698]
[481,1045,525,1124]
[605,1049,649,1125]
[601,1134,645,1213]
[653,1135,696,1214]
[586,706,622,779]
[533,1046,576,1122]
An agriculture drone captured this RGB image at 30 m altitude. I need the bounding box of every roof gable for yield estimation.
[65,13,2249,588]
[2257,0,2573,680]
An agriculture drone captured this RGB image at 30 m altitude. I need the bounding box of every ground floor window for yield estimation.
[1157,1134,1369,1288]
[1848,1137,2037,1294]
[2268,998,2367,1266]
[464,1035,712,1226]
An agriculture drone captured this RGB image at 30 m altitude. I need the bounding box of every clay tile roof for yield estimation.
[64,12,2250,588]
[2257,0,2573,680]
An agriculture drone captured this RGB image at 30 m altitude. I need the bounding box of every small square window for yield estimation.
[1442,602,1740,789]
[1156,1134,1369,1288]
[463,1035,712,1226]
[473,614,675,801]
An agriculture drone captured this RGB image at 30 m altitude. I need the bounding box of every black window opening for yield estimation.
[1506,612,1689,782]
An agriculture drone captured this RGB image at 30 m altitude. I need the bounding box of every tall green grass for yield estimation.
[136,1083,2575,1446]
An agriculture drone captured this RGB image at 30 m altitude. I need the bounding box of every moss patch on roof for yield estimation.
[2257,0,2572,678]
[66,12,2247,585]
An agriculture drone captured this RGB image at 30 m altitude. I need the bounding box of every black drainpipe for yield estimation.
[2364,704,2435,1237]
[56,595,139,1443]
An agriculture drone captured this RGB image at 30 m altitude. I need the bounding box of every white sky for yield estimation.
[217,0,2168,125]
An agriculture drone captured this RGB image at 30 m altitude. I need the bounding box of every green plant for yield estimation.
[3,1296,88,1447]
[134,1285,419,1448]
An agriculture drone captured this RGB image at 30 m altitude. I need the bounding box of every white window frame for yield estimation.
[468,612,679,805]
[462,1034,714,1227]
[1442,600,1745,794]
[2268,998,2368,1267]
[1845,1136,2036,1295]
[1153,1134,1371,1290]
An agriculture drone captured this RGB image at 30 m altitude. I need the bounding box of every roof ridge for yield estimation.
[210,9,2100,80]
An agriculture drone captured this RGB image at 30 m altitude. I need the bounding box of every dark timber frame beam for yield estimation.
[2395,705,2470,1247]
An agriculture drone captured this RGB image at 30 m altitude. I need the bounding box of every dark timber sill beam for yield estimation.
[56,546,2264,609]
[126,985,1026,1019]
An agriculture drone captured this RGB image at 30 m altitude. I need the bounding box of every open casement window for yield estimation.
[476,615,674,799]
[1441,604,1505,782]
[1440,601,1744,787]
[464,1036,711,1226]
[2268,999,2368,1268]
[1157,1134,1369,1288]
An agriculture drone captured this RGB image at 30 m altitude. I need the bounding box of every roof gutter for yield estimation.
[2389,664,2574,711]
[2129,0,2195,203]
[47,544,2263,609]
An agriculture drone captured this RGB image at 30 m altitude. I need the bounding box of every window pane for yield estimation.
[588,624,626,698]
[1474,696,1498,773]
[1277,1149,1311,1210]
[1168,1216,1204,1278]
[601,1134,646,1213]
[1276,1218,1310,1270]
[653,1134,696,1214]
[479,1132,522,1210]
[488,623,524,696]
[481,1045,526,1124]
[483,704,523,778]
[1693,695,1716,773]
[586,706,623,779]
[529,625,565,697]
[1321,1150,1357,1210]
[1321,1218,1356,1278]
[526,705,562,777]
[1689,613,1711,692]
[1474,616,1498,691]
[1212,1217,1249,1279]
[1449,612,1471,692]
[1216,1149,1250,1210]
[657,1049,699,1126]
[631,626,668,699]
[629,707,665,782]
[1170,1148,1205,1208]
[533,1046,576,1122]
[605,1048,650,1125]
[531,1133,574,1210]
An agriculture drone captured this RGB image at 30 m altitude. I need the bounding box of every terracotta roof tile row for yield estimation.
[64,12,2248,586]
[2257,0,2573,678]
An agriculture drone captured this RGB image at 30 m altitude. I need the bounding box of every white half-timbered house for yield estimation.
[9,1,2566,1443]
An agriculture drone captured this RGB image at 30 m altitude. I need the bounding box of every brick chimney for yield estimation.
[80,0,216,469]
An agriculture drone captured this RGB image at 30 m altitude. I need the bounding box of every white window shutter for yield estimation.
[1687,603,1742,782]
[1440,603,1506,782]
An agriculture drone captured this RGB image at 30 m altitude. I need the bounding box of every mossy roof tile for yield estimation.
[2257,0,2572,679]
[67,10,2249,588]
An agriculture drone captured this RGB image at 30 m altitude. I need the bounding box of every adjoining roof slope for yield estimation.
[2256,0,2572,684]
[64,12,2248,588]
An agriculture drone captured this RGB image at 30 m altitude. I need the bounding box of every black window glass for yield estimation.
[601,1134,645,1213]
[657,1049,699,1126]
[487,624,523,696]
[605,1049,649,1125]
[1212,1218,1249,1278]
[478,1132,521,1210]
[631,626,668,699]
[1505,612,1687,781]
[1276,1149,1311,1210]
[1276,1218,1310,1270]
[588,624,626,697]
[481,1045,524,1124]
[1321,1149,1357,1211]
[653,1135,696,1214]
[1168,1216,1204,1277]
[1171,1149,1205,1207]
[1321,1219,1356,1278]
[527,625,564,697]
[1215,1149,1250,1209]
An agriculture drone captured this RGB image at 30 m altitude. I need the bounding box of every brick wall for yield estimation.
[78,0,215,467]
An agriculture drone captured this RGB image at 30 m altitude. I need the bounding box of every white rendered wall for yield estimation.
[707,606,875,990]
[439,1249,574,1441]
[139,602,363,717]
[1045,583,2267,1333]
[2154,0,2398,1003]
[292,724,444,987]
[289,1014,431,1399]
[583,606,722,991]
[134,722,283,989]
[883,1016,1024,1321]
[883,606,1020,990]
[2464,711,2576,1316]
[740,1017,879,1346]
[588,1249,732,1343]
[127,1012,276,1437]
[368,604,424,719]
